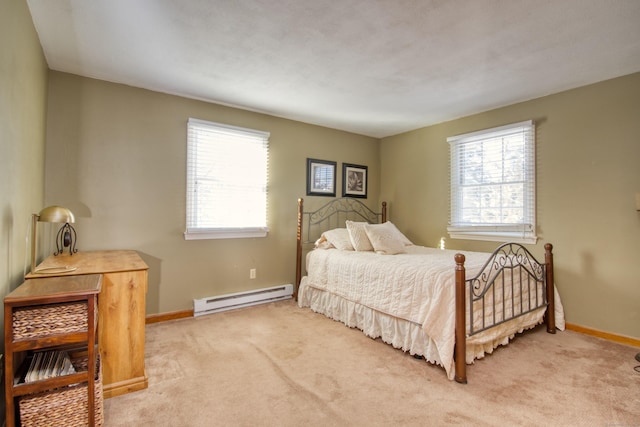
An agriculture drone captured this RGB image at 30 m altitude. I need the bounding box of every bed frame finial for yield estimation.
[454,253,467,384]
[295,198,304,300]
[544,243,556,334]
[381,201,387,223]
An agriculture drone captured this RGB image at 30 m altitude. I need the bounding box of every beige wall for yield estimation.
[0,1,48,421]
[45,72,380,315]
[0,0,49,326]
[381,73,640,339]
[30,69,640,339]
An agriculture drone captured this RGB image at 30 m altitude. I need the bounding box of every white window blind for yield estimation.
[185,118,269,240]
[447,120,537,244]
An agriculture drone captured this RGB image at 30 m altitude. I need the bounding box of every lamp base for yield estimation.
[55,223,78,256]
[33,265,78,274]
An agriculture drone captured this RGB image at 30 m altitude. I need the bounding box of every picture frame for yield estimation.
[342,163,367,198]
[306,158,336,197]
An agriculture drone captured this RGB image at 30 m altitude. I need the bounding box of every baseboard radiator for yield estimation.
[193,284,294,317]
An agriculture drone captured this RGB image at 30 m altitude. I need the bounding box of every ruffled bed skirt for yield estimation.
[298,279,565,380]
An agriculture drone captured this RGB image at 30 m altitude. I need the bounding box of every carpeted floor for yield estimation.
[104,300,639,426]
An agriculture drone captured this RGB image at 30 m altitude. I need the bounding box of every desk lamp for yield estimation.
[30,205,77,274]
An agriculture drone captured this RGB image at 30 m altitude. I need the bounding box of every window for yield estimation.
[447,120,536,243]
[185,118,269,240]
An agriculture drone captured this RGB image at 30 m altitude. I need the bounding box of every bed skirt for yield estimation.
[298,278,565,380]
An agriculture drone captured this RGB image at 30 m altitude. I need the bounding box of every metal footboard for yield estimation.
[454,243,556,383]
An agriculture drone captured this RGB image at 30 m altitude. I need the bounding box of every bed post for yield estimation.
[381,201,387,223]
[454,253,467,384]
[544,243,556,334]
[295,198,304,301]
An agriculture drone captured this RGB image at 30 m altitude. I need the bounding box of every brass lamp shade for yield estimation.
[37,205,75,223]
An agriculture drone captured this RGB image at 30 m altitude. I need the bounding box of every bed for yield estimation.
[295,197,564,383]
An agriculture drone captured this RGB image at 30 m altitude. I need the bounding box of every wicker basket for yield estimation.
[19,355,103,427]
[13,302,88,340]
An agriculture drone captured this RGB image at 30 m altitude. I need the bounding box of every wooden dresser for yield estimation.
[26,250,148,398]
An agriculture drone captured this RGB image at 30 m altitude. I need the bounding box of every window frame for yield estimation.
[447,120,537,244]
[184,118,270,240]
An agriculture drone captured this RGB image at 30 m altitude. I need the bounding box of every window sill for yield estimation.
[447,230,537,245]
[184,227,269,240]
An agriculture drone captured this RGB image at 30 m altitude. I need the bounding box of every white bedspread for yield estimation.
[298,245,565,380]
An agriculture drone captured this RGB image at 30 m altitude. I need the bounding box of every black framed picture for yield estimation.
[342,163,367,198]
[306,158,336,197]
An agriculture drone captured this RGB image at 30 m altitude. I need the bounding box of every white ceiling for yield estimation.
[26,0,640,138]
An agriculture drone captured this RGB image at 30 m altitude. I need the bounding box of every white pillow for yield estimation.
[364,222,406,255]
[345,220,374,251]
[383,221,413,246]
[321,228,354,251]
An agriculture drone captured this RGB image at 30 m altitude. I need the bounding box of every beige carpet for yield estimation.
[104,300,639,426]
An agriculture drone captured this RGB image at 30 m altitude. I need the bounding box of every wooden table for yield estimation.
[26,250,148,398]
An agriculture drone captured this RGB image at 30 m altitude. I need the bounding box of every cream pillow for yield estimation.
[363,222,407,255]
[321,228,354,251]
[345,221,374,251]
[383,221,413,246]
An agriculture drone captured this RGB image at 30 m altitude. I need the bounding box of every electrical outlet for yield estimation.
[250,268,256,279]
